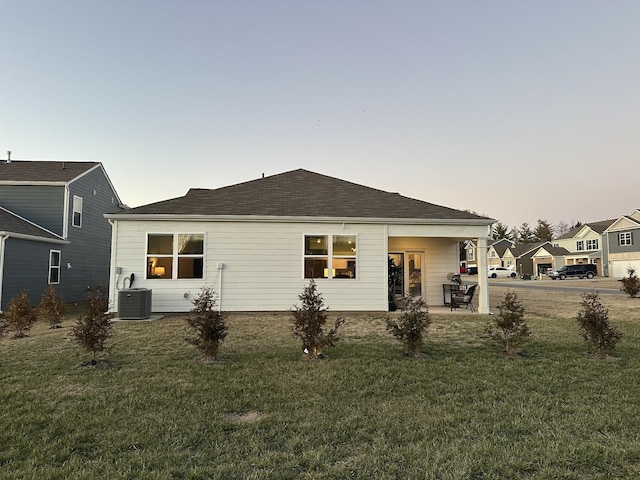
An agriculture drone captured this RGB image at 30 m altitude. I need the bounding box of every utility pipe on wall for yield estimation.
[217,262,224,311]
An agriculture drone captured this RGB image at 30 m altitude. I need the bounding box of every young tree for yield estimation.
[533,219,554,242]
[486,290,529,357]
[576,291,621,358]
[554,220,572,237]
[72,286,112,361]
[38,285,66,329]
[386,295,431,357]
[291,280,344,359]
[516,223,536,244]
[185,286,228,360]
[4,291,37,338]
[619,266,640,298]
[491,222,512,241]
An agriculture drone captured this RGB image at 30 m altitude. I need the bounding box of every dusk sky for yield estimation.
[2,1,638,230]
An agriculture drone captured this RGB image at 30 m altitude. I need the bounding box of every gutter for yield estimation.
[104,213,497,226]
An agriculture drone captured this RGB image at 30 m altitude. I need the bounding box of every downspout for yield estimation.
[0,235,7,313]
[217,262,224,311]
[107,219,118,313]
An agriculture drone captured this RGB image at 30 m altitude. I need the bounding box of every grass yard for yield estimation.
[1,286,639,479]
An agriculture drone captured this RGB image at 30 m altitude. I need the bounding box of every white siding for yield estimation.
[110,220,389,312]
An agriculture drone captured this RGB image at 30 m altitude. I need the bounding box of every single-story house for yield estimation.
[105,169,495,314]
[531,244,571,276]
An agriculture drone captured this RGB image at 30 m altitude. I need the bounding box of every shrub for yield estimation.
[38,285,66,329]
[576,291,621,358]
[619,266,640,298]
[0,316,7,342]
[486,290,529,357]
[72,286,112,360]
[4,291,37,338]
[385,295,430,356]
[291,280,344,359]
[185,286,228,360]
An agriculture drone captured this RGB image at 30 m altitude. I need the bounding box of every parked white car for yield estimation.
[488,266,517,278]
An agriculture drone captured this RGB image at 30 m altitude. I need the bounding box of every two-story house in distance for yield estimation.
[0,158,125,310]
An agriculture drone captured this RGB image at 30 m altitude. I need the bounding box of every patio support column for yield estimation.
[477,236,490,314]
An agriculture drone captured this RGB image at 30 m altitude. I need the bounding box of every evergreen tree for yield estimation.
[533,219,554,242]
[492,222,512,241]
[516,223,536,244]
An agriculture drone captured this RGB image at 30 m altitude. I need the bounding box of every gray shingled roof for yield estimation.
[119,169,494,222]
[0,207,65,242]
[0,160,100,183]
[556,219,617,240]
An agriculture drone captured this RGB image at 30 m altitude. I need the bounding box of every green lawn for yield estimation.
[1,309,639,479]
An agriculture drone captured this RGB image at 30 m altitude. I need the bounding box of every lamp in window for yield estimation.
[154,266,166,277]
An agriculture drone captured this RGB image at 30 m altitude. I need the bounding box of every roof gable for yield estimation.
[605,215,640,232]
[118,169,494,223]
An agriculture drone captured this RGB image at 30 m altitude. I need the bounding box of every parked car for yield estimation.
[488,266,517,278]
[548,264,597,280]
[467,266,478,275]
[459,266,467,274]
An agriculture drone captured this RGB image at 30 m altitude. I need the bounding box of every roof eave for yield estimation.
[105,213,496,226]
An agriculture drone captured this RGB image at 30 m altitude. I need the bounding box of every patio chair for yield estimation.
[450,284,477,312]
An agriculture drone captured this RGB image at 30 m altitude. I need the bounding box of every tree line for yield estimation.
[491,219,582,244]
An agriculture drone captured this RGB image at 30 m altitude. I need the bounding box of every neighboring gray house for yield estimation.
[106,169,496,314]
[603,209,640,278]
[0,159,125,310]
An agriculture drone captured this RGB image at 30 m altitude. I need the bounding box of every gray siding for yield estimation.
[1,238,52,310]
[62,168,122,299]
[607,228,639,254]
[0,185,66,235]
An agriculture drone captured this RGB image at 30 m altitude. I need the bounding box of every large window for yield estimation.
[304,234,356,279]
[586,239,599,250]
[147,233,204,279]
[576,240,584,251]
[48,250,61,284]
[619,232,633,246]
[72,196,83,227]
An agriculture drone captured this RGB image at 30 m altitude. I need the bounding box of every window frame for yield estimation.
[146,233,205,280]
[619,232,633,246]
[48,250,61,284]
[303,234,357,280]
[72,195,83,228]
[586,239,598,250]
[576,240,584,251]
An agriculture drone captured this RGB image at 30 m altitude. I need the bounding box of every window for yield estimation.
[72,196,83,227]
[586,239,598,250]
[304,234,356,279]
[468,248,475,261]
[619,232,633,246]
[146,233,204,279]
[48,250,61,284]
[576,240,584,251]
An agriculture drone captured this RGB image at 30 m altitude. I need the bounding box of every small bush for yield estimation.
[291,280,344,359]
[576,291,621,358]
[72,286,112,360]
[185,286,228,360]
[619,266,640,298]
[4,291,37,338]
[385,296,430,356]
[486,290,529,357]
[0,317,7,342]
[38,285,66,329]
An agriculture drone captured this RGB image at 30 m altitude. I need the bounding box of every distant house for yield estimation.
[486,238,515,268]
[531,244,571,276]
[105,169,495,313]
[553,219,615,276]
[504,242,549,277]
[0,160,125,310]
[603,209,640,278]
